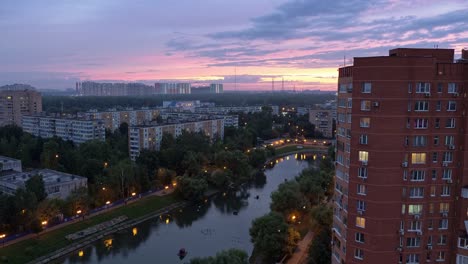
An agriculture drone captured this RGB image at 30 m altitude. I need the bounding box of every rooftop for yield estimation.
[0,169,86,186]
[0,156,21,164]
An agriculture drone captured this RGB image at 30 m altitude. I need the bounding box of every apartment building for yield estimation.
[0,84,42,127]
[333,48,468,264]
[195,105,279,116]
[22,115,105,144]
[309,109,334,138]
[129,118,224,160]
[76,82,156,96]
[0,169,87,200]
[154,83,191,94]
[160,112,238,128]
[0,156,22,173]
[81,108,160,131]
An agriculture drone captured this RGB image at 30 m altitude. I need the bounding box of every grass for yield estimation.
[274,144,323,156]
[0,193,179,264]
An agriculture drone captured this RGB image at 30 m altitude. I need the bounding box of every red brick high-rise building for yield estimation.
[333,48,468,264]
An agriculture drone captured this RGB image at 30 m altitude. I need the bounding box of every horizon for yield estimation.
[1,0,468,91]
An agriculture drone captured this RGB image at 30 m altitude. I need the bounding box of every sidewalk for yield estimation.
[286,231,314,264]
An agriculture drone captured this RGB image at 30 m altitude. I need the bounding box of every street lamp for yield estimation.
[0,234,6,248]
[55,154,59,158]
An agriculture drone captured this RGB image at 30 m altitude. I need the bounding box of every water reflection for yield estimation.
[60,153,315,264]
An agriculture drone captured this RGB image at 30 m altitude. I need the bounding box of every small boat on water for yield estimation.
[178,248,188,259]
[233,211,239,215]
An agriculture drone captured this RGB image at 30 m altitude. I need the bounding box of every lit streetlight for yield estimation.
[41,220,48,226]
[0,234,6,247]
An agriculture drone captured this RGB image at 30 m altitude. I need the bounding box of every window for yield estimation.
[442,169,452,180]
[416,82,431,93]
[407,237,421,247]
[407,254,420,264]
[446,118,455,128]
[361,100,371,111]
[439,219,448,229]
[414,118,428,129]
[413,136,427,147]
[411,153,426,164]
[347,98,352,108]
[447,101,456,111]
[339,84,347,93]
[440,203,449,213]
[445,136,454,146]
[441,185,450,196]
[431,186,436,197]
[428,219,433,229]
[408,204,423,215]
[434,136,439,145]
[357,200,366,211]
[443,152,453,163]
[429,203,434,214]
[360,117,370,128]
[435,118,440,128]
[357,184,367,195]
[358,167,368,178]
[359,134,368,145]
[355,232,365,243]
[362,82,372,93]
[409,187,424,198]
[428,235,433,245]
[354,248,364,260]
[356,217,366,228]
[438,235,447,245]
[437,83,443,93]
[409,221,422,231]
[436,101,441,111]
[414,101,429,111]
[448,83,457,93]
[347,114,352,123]
[432,170,437,180]
[437,251,445,261]
[338,99,346,108]
[432,152,438,163]
[359,151,368,162]
[410,170,425,181]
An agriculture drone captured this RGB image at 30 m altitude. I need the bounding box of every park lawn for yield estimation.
[0,194,179,264]
[274,145,320,156]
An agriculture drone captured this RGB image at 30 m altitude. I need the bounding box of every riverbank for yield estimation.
[274,144,327,156]
[0,193,180,264]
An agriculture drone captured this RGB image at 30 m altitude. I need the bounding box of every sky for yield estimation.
[1,0,468,91]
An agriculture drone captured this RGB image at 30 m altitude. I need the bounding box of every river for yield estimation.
[60,153,322,264]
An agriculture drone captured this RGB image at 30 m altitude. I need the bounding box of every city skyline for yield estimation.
[1,0,468,90]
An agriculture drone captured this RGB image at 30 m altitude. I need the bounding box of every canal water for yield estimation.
[61,153,321,264]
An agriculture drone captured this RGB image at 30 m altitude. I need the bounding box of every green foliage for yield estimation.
[308,228,331,264]
[25,174,47,202]
[176,176,208,201]
[285,227,301,255]
[270,181,308,216]
[249,212,289,261]
[189,248,249,264]
[310,204,332,231]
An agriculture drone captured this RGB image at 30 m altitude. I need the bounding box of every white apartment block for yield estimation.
[129,118,225,160]
[309,109,334,138]
[81,108,160,131]
[22,115,105,144]
[0,156,22,173]
[0,169,87,200]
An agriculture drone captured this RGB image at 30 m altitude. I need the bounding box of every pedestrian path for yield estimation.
[286,231,314,264]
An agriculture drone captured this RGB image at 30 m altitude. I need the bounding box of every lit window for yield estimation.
[408,204,423,215]
[359,151,368,162]
[360,117,370,128]
[356,217,366,228]
[440,203,449,213]
[360,100,371,111]
[411,153,426,164]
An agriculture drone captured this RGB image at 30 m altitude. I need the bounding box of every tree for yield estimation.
[189,249,248,264]
[310,204,332,231]
[308,228,331,264]
[285,227,301,255]
[270,181,308,216]
[25,174,47,202]
[176,176,208,201]
[249,212,288,261]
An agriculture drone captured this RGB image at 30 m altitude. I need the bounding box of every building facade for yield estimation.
[0,169,87,200]
[195,105,279,116]
[81,108,160,131]
[129,118,225,160]
[333,48,468,264]
[309,109,334,138]
[0,156,22,173]
[22,115,105,144]
[154,83,191,94]
[76,82,155,96]
[0,84,42,127]
[210,83,223,93]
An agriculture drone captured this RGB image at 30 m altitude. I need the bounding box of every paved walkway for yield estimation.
[286,231,314,264]
[1,187,175,248]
